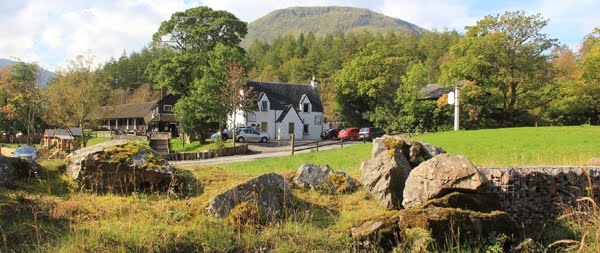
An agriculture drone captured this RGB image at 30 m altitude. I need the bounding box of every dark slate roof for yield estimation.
[44,128,83,139]
[276,105,304,123]
[89,102,155,120]
[419,83,450,100]
[247,81,324,112]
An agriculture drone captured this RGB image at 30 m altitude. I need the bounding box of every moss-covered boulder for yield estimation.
[292,164,358,194]
[66,141,197,195]
[207,173,294,221]
[351,206,520,251]
[420,191,501,213]
[402,154,489,209]
[0,155,42,188]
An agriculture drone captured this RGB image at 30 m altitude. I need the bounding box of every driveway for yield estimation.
[171,140,360,166]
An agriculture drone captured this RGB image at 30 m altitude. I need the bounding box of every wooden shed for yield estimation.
[41,128,84,151]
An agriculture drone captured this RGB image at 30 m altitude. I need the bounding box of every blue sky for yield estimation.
[1,0,598,71]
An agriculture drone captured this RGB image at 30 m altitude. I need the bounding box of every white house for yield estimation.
[229,78,324,140]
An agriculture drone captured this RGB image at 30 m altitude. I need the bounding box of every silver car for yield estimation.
[236,129,270,143]
[12,146,37,161]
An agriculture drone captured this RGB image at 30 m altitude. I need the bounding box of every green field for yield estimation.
[411,125,599,166]
[216,143,372,177]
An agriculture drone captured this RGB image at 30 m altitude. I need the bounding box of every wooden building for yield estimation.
[41,128,83,151]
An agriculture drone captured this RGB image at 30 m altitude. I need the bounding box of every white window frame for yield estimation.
[303,103,310,113]
[261,101,269,111]
[163,105,173,112]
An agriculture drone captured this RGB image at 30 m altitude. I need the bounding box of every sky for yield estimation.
[1,0,598,72]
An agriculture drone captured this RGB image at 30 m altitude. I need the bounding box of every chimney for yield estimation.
[161,86,167,99]
[310,75,318,90]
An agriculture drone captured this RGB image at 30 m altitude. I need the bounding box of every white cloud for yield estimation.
[377,0,474,31]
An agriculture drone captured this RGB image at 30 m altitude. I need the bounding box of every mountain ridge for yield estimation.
[0,58,55,88]
[242,6,427,47]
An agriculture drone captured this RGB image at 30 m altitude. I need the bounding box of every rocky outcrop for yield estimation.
[65,141,187,194]
[361,149,412,209]
[402,154,488,209]
[207,173,294,221]
[351,206,520,251]
[0,155,42,188]
[292,164,358,194]
[361,136,445,209]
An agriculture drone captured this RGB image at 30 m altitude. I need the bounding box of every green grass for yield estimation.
[85,137,112,146]
[215,143,372,177]
[411,125,600,167]
[170,139,235,152]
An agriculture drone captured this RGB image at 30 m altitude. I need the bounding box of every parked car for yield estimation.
[12,146,37,161]
[320,129,340,140]
[337,127,360,140]
[236,129,270,143]
[222,126,253,140]
[359,127,385,141]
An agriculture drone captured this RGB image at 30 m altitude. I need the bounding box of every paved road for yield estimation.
[171,140,360,166]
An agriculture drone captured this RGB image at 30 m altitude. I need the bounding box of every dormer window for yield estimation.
[261,101,269,111]
[163,105,172,112]
[303,103,310,113]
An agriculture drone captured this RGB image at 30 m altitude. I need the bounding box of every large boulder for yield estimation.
[371,136,445,168]
[361,136,445,210]
[292,164,358,194]
[351,207,520,251]
[0,155,42,188]
[402,154,488,209]
[207,173,294,221]
[65,141,184,194]
[360,149,412,210]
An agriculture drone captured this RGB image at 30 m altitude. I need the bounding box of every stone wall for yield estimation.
[479,166,600,235]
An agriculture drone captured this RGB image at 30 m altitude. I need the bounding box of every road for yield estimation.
[170,140,360,166]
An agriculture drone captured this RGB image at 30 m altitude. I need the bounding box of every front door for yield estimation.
[288,122,295,138]
[261,122,268,133]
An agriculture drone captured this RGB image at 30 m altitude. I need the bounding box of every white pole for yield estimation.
[454,86,460,131]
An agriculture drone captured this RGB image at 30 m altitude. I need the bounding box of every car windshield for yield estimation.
[15,147,35,155]
[359,128,369,133]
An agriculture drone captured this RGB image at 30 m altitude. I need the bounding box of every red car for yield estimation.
[338,127,360,140]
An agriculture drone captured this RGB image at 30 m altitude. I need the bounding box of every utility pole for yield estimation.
[453,86,460,131]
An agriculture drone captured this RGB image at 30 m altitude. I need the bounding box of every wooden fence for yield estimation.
[290,134,348,155]
[164,144,248,161]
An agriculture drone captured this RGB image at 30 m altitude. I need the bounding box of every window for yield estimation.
[163,105,172,112]
[247,112,256,122]
[261,122,268,132]
[303,124,309,134]
[288,122,295,134]
[261,101,269,111]
[314,115,322,125]
[303,103,310,113]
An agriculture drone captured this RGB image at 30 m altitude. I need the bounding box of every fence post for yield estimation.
[291,134,295,155]
[316,141,319,151]
[341,138,344,148]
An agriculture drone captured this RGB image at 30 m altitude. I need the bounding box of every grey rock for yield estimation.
[293,164,358,194]
[402,154,488,209]
[0,155,41,188]
[65,141,177,194]
[360,149,412,210]
[207,173,294,220]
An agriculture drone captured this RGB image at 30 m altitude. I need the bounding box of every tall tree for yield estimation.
[0,62,44,144]
[149,6,247,142]
[442,11,556,124]
[44,54,111,146]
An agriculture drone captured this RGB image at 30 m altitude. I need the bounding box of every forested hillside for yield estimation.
[242,6,426,47]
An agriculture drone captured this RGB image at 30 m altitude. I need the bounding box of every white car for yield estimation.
[222,126,252,140]
[236,129,270,143]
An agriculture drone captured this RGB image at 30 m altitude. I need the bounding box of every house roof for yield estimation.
[247,81,324,112]
[89,102,155,120]
[419,84,450,100]
[44,128,83,139]
[276,104,304,123]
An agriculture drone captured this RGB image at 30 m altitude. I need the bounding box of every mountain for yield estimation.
[242,6,427,47]
[0,58,56,88]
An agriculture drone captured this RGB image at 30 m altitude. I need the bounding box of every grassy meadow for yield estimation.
[170,139,235,153]
[0,126,598,252]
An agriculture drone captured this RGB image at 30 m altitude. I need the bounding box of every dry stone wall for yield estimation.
[479,166,600,235]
